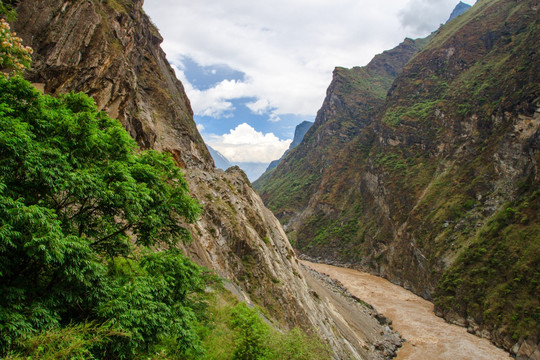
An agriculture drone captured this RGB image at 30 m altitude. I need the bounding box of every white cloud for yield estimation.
[268,112,281,123]
[196,123,205,132]
[144,1,473,164]
[206,123,291,162]
[172,64,251,118]
[398,0,470,34]
[246,99,281,122]
[246,99,271,115]
[144,0,466,118]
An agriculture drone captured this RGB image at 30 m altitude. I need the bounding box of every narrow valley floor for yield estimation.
[302,261,511,360]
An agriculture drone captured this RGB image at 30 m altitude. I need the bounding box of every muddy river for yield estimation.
[302,261,511,360]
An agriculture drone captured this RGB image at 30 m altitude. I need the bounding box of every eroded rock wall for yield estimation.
[15,0,211,169]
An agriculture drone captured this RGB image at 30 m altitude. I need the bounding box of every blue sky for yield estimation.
[180,55,312,139]
[143,0,475,165]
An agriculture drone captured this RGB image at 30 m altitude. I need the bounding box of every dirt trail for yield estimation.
[302,261,511,360]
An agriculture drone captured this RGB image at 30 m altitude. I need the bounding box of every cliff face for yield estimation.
[256,0,539,357]
[447,1,472,22]
[15,0,212,169]
[181,166,401,359]
[256,36,428,225]
[13,0,401,358]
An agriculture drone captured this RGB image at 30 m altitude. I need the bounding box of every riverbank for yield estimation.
[302,261,512,360]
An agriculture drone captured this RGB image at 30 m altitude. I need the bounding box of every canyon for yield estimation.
[5,0,538,358]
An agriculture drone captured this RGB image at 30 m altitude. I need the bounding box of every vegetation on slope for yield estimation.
[256,0,539,351]
[254,37,427,221]
[185,290,330,360]
[0,74,209,358]
[435,190,540,341]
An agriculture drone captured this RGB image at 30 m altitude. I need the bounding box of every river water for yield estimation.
[302,261,511,360]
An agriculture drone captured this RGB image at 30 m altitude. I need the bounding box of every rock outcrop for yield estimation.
[255,0,539,357]
[16,0,212,169]
[13,0,402,358]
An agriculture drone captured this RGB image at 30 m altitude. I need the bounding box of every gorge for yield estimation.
[1,0,538,359]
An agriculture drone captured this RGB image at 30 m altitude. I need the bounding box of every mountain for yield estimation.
[207,144,233,170]
[291,120,314,148]
[255,0,539,357]
[447,1,472,22]
[261,120,314,174]
[256,35,429,222]
[12,0,401,358]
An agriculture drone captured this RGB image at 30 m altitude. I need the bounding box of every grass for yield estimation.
[184,289,331,360]
[382,100,441,126]
[104,0,132,13]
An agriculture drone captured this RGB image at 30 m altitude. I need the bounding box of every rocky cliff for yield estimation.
[256,35,429,224]
[15,0,212,170]
[13,0,401,358]
[255,0,539,357]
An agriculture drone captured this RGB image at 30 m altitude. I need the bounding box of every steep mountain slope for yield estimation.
[16,0,212,170]
[256,36,429,224]
[12,0,400,358]
[256,0,539,357]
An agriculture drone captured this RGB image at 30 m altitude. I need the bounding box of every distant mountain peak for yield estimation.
[447,1,472,22]
[262,120,313,173]
[207,144,232,170]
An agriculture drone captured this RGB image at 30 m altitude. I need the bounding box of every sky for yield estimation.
[143,0,474,167]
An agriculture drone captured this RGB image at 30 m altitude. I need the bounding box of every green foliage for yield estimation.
[185,296,331,360]
[376,153,407,172]
[338,67,393,100]
[382,100,440,126]
[0,1,17,21]
[5,322,127,360]
[269,327,330,360]
[230,303,271,360]
[96,250,208,357]
[0,76,207,358]
[104,0,133,13]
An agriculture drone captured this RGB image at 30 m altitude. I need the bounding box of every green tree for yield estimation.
[0,75,206,358]
[230,303,270,360]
